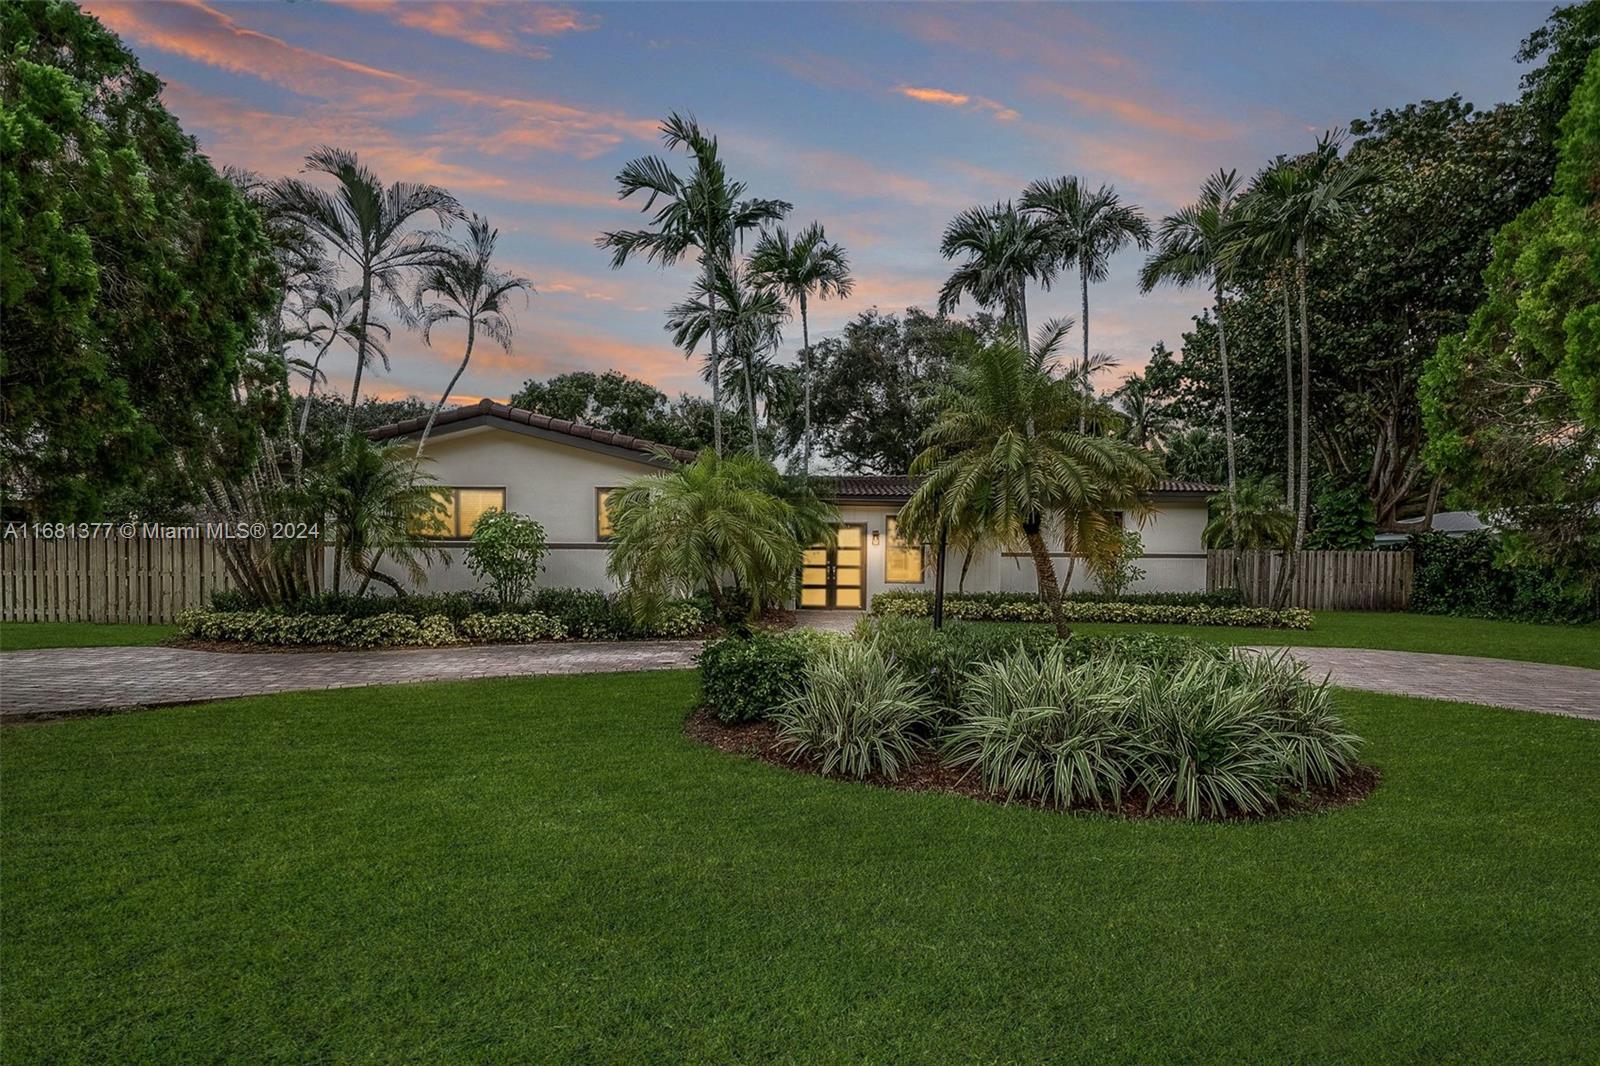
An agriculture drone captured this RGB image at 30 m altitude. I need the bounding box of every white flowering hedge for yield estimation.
[869,591,1314,630]
[178,601,706,648]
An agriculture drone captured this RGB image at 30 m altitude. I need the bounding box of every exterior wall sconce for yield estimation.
[870,529,881,546]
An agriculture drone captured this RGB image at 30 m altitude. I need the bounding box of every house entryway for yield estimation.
[800,524,865,609]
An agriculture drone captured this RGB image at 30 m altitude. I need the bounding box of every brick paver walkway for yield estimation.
[0,642,700,720]
[1,640,1594,722]
[1245,646,1599,720]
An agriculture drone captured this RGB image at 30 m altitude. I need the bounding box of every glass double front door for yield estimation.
[800,524,866,609]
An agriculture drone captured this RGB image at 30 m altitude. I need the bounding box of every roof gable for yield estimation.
[367,398,698,464]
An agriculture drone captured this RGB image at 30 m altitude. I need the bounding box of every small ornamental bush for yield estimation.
[176,610,462,648]
[458,612,566,643]
[774,642,935,780]
[870,591,1312,630]
[697,631,812,723]
[854,615,1061,711]
[465,510,549,606]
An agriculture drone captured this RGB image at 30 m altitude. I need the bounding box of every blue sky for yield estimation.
[86,0,1547,405]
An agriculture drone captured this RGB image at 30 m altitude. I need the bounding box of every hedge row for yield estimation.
[869,591,1314,629]
[178,602,705,648]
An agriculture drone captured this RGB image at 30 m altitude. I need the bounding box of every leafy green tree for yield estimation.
[1422,50,1600,590]
[465,510,549,606]
[1021,176,1151,418]
[1,0,277,517]
[514,369,678,435]
[599,113,790,456]
[903,335,1158,638]
[1514,1,1600,174]
[938,202,1053,353]
[273,148,461,433]
[749,223,854,472]
[606,450,837,621]
[412,215,532,456]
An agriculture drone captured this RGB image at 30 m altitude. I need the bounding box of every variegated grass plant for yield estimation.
[773,641,935,780]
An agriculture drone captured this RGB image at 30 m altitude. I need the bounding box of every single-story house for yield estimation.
[368,399,1218,607]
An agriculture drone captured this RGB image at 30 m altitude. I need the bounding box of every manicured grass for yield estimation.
[4,672,1597,1061]
[1063,610,1600,669]
[0,621,176,651]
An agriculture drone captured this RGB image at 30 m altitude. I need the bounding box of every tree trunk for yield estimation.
[1024,524,1070,639]
[707,263,722,457]
[297,330,340,438]
[800,292,812,475]
[1079,258,1091,432]
[932,521,948,631]
[1281,278,1296,511]
[741,337,760,460]
[958,544,974,593]
[1293,239,1312,554]
[345,266,373,435]
[1015,279,1031,358]
[1216,280,1242,589]
[417,318,476,460]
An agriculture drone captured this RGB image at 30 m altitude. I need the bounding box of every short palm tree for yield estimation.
[666,255,788,458]
[938,202,1054,354]
[1111,375,1174,450]
[272,147,462,432]
[1020,177,1150,425]
[1239,132,1381,552]
[1203,476,1294,550]
[606,450,837,622]
[904,335,1158,638]
[412,215,533,457]
[309,437,448,596]
[598,114,791,456]
[749,223,854,473]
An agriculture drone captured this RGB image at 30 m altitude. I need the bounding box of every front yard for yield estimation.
[4,670,1597,1061]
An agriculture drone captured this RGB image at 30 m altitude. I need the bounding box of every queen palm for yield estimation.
[291,284,390,441]
[272,147,462,433]
[1240,133,1381,555]
[309,437,447,596]
[666,255,788,458]
[1020,177,1150,426]
[599,114,791,456]
[937,202,1054,354]
[904,335,1158,638]
[412,215,532,457]
[749,223,853,473]
[1203,476,1293,551]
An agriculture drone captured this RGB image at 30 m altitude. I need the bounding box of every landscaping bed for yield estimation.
[870,590,1314,629]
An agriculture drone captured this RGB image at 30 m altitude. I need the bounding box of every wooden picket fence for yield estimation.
[1206,549,1413,611]
[1,532,237,624]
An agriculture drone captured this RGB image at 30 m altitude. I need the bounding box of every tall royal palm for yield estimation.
[749,223,853,473]
[1021,177,1150,423]
[666,256,788,458]
[412,215,532,457]
[599,114,791,456]
[273,147,462,433]
[903,336,1157,638]
[1241,132,1380,554]
[938,202,1053,354]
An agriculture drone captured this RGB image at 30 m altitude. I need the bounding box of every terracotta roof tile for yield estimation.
[366,398,699,463]
[818,473,1218,501]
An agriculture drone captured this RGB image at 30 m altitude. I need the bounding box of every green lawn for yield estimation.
[1062,610,1600,669]
[4,672,1597,1061]
[0,621,176,652]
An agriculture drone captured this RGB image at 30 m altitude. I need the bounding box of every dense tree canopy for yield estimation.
[1,1,278,517]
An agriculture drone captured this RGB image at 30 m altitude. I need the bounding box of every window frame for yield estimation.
[883,514,927,585]
[596,486,618,542]
[425,486,507,540]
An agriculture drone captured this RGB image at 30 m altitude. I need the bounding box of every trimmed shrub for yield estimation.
[855,616,1062,710]
[945,649,1141,809]
[458,612,566,643]
[697,631,812,723]
[1061,632,1231,672]
[871,591,1312,629]
[1410,531,1598,623]
[177,609,462,648]
[465,510,549,606]
[774,642,935,780]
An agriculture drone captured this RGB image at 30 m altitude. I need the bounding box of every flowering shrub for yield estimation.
[177,610,462,648]
[458,612,566,643]
[870,591,1313,630]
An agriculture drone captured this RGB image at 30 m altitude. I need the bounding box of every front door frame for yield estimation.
[800,522,867,609]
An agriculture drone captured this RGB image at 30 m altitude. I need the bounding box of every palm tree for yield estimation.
[749,223,854,473]
[938,202,1054,354]
[606,450,837,622]
[1020,176,1150,426]
[1203,476,1293,550]
[599,114,791,456]
[1240,133,1381,558]
[1111,374,1174,450]
[903,335,1158,638]
[1140,169,1244,494]
[290,284,390,441]
[666,255,788,458]
[272,147,462,433]
[309,437,448,596]
[412,215,533,457]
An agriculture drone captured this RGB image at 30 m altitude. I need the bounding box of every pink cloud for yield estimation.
[896,85,1020,122]
[329,1,598,56]
[1027,80,1239,141]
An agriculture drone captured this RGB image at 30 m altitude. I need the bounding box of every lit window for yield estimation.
[425,488,505,538]
[885,516,926,583]
[597,488,616,540]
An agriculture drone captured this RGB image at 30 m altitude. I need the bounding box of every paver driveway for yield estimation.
[0,642,699,720]
[1,640,1595,721]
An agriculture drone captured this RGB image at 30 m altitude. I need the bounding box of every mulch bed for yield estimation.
[684,707,1380,822]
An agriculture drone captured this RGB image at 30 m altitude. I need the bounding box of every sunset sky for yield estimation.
[85,0,1544,407]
